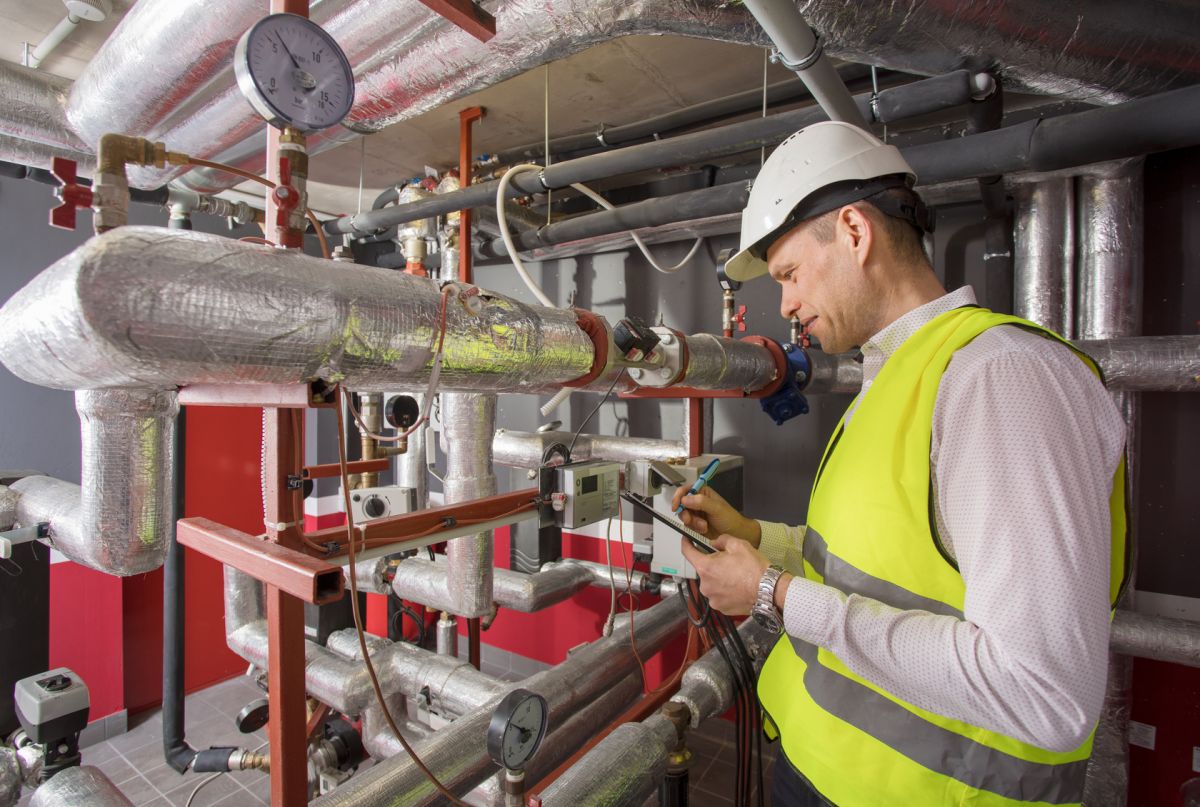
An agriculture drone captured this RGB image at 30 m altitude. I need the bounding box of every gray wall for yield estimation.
[0,176,261,484]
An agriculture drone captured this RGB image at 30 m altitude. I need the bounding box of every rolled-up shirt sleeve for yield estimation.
[757,520,806,576]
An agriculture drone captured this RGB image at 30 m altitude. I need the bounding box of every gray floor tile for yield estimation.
[242,773,271,804]
[140,762,207,796]
[116,736,173,776]
[82,740,120,766]
[139,799,171,807]
[91,751,140,785]
[108,713,164,755]
[112,773,164,805]
[163,772,244,807]
[194,678,264,719]
[212,791,261,806]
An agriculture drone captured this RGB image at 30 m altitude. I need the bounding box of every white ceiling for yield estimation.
[0,1,797,214]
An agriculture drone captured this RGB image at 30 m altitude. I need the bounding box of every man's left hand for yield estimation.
[680,534,770,616]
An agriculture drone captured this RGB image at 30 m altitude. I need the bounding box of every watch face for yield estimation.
[234,13,355,133]
[753,606,782,634]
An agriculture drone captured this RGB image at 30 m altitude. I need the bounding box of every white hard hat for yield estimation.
[724,121,923,282]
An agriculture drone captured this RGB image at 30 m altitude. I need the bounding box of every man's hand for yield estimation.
[671,485,761,547]
[680,534,770,616]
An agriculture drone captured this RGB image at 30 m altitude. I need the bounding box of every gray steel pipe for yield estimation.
[0,227,595,395]
[1014,179,1075,336]
[9,390,178,576]
[311,597,686,807]
[28,766,133,807]
[441,393,498,618]
[741,0,867,127]
[1074,337,1200,393]
[1111,611,1200,668]
[330,71,975,235]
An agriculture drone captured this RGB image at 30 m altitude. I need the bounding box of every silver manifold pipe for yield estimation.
[311,597,686,807]
[27,766,133,807]
[390,554,679,614]
[224,566,505,718]
[540,619,774,806]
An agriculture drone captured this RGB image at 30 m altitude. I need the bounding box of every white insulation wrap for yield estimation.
[0,486,16,531]
[442,393,497,618]
[0,228,595,394]
[10,389,178,576]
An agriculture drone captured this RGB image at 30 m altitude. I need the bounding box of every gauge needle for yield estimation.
[276,33,301,69]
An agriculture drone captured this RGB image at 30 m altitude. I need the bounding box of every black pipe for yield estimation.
[162,408,195,773]
[328,70,975,236]
[480,181,750,258]
[0,158,171,206]
[467,617,481,670]
[906,82,1200,185]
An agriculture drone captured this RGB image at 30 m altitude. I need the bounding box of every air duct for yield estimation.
[0,61,91,169]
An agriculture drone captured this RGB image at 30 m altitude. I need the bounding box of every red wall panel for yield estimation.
[1129,657,1200,806]
[48,562,124,720]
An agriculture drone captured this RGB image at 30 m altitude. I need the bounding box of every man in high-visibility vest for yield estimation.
[675,121,1127,806]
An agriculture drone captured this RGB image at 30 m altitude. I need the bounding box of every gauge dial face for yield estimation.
[234,13,354,133]
[487,690,549,770]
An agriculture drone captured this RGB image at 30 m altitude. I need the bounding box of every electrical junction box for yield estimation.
[349,485,416,523]
[14,667,88,744]
[554,461,620,530]
[650,453,744,580]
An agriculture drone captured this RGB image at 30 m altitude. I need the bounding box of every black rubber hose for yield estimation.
[162,408,195,773]
[327,70,975,236]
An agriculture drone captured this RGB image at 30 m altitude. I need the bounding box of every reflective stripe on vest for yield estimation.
[784,635,1088,804]
[757,307,1125,807]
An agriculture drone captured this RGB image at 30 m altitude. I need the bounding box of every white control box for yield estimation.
[348,485,416,523]
[554,461,620,530]
[649,454,743,579]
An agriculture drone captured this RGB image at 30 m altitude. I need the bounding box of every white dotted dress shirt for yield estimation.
[757,286,1126,752]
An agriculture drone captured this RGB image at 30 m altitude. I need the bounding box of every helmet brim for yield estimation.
[723,245,768,282]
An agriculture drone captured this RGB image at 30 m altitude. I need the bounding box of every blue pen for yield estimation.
[675,458,721,514]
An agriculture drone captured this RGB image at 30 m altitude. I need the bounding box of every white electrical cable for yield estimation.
[495,164,705,308]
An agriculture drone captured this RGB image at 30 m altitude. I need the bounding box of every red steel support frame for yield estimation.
[458,106,485,284]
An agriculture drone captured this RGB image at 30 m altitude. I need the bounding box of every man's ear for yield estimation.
[837,204,874,265]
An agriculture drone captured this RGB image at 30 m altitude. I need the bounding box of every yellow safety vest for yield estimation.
[757,306,1128,807]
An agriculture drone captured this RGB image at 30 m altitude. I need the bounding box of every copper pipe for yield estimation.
[457,106,484,284]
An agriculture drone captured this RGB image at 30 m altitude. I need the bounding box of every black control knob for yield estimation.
[612,316,660,361]
[363,495,387,519]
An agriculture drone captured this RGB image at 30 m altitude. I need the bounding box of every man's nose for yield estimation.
[780,290,799,320]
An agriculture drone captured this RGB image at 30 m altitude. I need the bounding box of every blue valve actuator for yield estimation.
[759,341,811,425]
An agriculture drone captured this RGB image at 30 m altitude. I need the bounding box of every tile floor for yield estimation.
[17,670,775,806]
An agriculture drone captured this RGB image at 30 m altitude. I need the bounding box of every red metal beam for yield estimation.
[176,517,344,605]
[306,487,539,551]
[458,105,485,284]
[417,0,496,41]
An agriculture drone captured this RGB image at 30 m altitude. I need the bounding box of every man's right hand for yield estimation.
[671,485,761,548]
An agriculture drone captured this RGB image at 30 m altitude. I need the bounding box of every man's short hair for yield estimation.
[803,187,930,264]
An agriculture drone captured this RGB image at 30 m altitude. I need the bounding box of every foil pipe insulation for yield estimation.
[493,428,686,467]
[471,672,645,807]
[394,394,429,509]
[224,567,506,718]
[1073,336,1200,393]
[0,486,16,531]
[310,597,686,807]
[0,228,596,395]
[1111,611,1200,669]
[441,393,497,619]
[391,556,595,614]
[119,0,763,192]
[679,333,780,393]
[28,766,134,807]
[1013,178,1075,336]
[0,748,19,807]
[10,390,178,576]
[0,60,90,169]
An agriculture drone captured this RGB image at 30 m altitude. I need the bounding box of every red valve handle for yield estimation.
[272,155,300,231]
[733,304,748,333]
[49,157,94,231]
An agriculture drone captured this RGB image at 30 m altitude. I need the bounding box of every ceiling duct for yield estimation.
[0,60,91,169]
[795,0,1200,104]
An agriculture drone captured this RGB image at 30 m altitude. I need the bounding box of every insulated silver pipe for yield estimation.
[1077,159,1143,807]
[1074,336,1200,393]
[472,672,644,807]
[538,717,678,807]
[394,394,429,509]
[493,429,686,468]
[740,0,868,127]
[9,390,178,576]
[311,597,686,807]
[224,567,506,717]
[1111,611,1200,668]
[28,766,133,807]
[0,228,595,394]
[0,60,90,168]
[681,333,779,392]
[392,556,594,614]
[442,393,497,618]
[1014,179,1074,335]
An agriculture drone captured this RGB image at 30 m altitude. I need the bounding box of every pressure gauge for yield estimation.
[486,689,549,771]
[234,13,355,133]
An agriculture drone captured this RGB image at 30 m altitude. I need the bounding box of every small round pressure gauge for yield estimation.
[234,13,354,133]
[486,689,549,771]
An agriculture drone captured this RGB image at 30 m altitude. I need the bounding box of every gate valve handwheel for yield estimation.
[272,156,300,230]
[49,157,94,231]
[733,304,748,333]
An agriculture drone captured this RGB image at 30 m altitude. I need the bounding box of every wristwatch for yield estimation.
[752,564,785,634]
